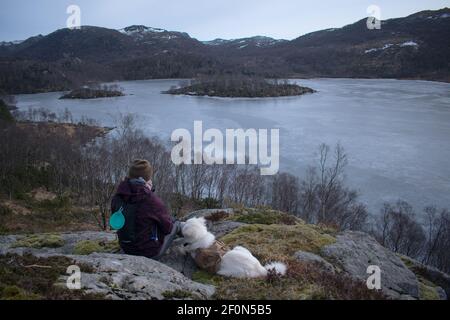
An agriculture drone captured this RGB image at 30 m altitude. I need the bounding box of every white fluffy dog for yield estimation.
[181,217,287,278]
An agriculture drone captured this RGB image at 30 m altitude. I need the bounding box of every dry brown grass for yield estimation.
[194,260,386,300]
[205,211,231,222]
[0,253,104,300]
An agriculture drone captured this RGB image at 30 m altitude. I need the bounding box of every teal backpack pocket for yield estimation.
[111,195,139,244]
[110,207,126,230]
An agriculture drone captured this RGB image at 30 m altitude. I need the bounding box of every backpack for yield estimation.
[110,195,140,244]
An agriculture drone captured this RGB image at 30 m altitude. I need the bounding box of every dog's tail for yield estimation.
[264,262,287,276]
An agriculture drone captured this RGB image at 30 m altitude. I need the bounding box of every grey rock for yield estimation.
[70,253,215,300]
[158,238,198,278]
[294,250,335,274]
[208,220,246,238]
[321,231,419,299]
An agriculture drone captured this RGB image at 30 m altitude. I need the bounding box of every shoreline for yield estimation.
[8,76,450,96]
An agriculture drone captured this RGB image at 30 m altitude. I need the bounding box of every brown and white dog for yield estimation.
[181,217,286,278]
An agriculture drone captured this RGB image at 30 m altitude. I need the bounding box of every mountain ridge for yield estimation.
[0,7,449,93]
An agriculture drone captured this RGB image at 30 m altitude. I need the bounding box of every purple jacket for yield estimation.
[111,179,174,258]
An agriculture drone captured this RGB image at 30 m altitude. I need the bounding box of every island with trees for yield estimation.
[163,76,315,98]
[60,84,124,100]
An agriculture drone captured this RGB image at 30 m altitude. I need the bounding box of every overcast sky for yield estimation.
[0,0,448,41]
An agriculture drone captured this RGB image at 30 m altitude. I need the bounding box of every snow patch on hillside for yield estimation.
[400,41,418,47]
[365,41,419,54]
[119,26,166,36]
[203,36,286,48]
[427,13,450,19]
[0,40,23,47]
[365,44,393,54]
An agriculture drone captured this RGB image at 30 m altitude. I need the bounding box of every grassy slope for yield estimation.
[1,206,445,300]
[194,208,385,300]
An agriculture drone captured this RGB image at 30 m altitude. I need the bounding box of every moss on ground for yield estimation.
[418,279,441,300]
[220,223,335,262]
[1,285,41,300]
[0,253,104,300]
[230,208,301,225]
[400,255,444,300]
[162,289,195,300]
[192,270,225,287]
[12,234,65,249]
[73,239,120,255]
[416,274,441,300]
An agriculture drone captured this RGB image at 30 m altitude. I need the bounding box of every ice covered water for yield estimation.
[15,78,450,214]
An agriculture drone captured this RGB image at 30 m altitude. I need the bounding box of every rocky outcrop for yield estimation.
[0,209,448,300]
[0,210,243,300]
[71,253,214,300]
[0,232,214,300]
[320,231,420,299]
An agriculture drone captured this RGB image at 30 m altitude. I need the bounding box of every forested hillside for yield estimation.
[1,8,449,93]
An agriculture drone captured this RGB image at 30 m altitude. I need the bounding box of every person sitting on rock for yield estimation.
[111,159,181,260]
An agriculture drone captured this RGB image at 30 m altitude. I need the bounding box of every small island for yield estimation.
[60,85,124,100]
[162,76,315,98]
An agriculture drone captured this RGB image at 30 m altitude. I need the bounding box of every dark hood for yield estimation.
[116,179,152,202]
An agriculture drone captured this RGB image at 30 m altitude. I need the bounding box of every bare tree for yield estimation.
[296,144,368,230]
[271,173,299,213]
[375,201,425,258]
[422,206,450,272]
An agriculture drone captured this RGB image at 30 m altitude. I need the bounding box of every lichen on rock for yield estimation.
[73,240,121,255]
[12,234,65,249]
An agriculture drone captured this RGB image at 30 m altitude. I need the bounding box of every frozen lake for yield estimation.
[15,78,450,214]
